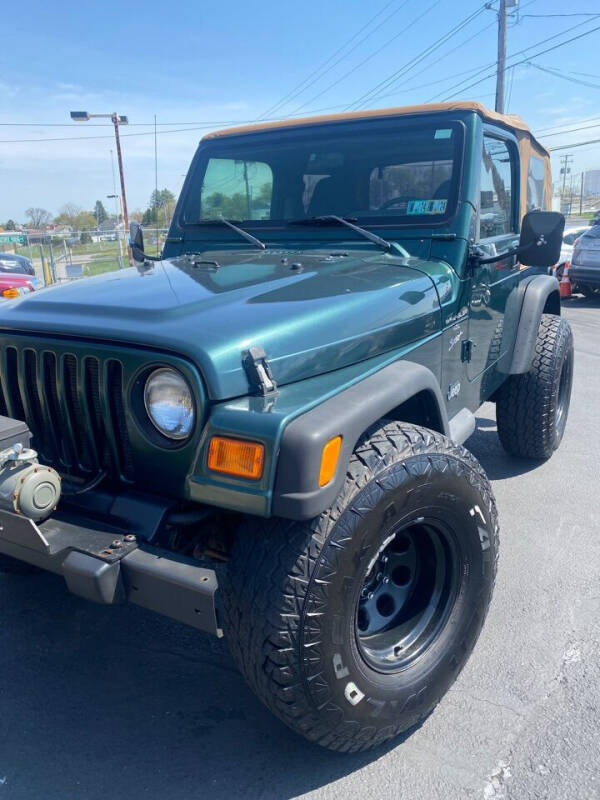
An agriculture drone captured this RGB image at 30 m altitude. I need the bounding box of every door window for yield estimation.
[480,137,515,238]
[527,155,546,211]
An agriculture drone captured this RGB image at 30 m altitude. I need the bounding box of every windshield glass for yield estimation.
[182,117,463,228]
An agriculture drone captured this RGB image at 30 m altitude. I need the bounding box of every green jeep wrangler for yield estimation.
[0,102,572,752]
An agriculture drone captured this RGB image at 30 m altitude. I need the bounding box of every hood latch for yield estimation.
[243,346,278,396]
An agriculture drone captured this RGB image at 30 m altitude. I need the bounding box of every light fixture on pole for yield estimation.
[71,110,132,263]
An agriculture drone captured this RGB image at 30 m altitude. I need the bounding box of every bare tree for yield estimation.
[25,207,52,229]
[55,203,83,228]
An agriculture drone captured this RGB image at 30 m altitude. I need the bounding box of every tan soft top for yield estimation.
[203,100,549,157]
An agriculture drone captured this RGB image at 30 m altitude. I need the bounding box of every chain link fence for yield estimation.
[11,228,169,285]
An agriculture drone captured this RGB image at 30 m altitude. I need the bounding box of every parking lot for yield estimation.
[0,296,598,800]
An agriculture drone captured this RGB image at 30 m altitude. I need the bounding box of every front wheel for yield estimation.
[223,422,499,752]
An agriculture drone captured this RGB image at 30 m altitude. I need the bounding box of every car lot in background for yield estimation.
[0,273,36,299]
[570,224,600,297]
[0,252,35,276]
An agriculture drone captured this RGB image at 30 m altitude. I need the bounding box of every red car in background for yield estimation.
[0,273,36,299]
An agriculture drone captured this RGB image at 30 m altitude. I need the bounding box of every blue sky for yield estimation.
[1,0,599,221]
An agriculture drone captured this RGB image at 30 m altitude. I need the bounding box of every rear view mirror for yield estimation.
[519,210,565,267]
[129,222,145,263]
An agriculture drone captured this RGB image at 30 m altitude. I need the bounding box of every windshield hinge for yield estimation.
[243,346,278,395]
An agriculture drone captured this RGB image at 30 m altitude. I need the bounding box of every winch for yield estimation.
[0,417,61,521]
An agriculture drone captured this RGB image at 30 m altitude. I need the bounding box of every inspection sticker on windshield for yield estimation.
[434,128,452,139]
[407,199,447,215]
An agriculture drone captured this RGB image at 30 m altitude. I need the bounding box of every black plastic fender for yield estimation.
[509,274,560,374]
[272,360,449,520]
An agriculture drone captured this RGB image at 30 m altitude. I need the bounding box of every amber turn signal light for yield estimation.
[2,288,20,299]
[319,436,342,487]
[207,436,265,480]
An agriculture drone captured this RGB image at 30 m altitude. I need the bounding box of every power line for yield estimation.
[431,17,600,101]
[259,0,410,119]
[550,137,600,152]
[346,1,493,111]
[287,0,444,116]
[519,12,600,17]
[428,14,599,101]
[539,121,600,138]
[528,62,600,90]
[536,113,600,134]
[354,0,539,109]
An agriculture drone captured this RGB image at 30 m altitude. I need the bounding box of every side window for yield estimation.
[480,136,515,238]
[200,158,273,220]
[527,155,546,211]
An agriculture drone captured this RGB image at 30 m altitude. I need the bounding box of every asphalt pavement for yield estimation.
[1,296,599,800]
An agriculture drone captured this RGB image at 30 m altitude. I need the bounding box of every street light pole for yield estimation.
[107,194,124,269]
[111,114,129,239]
[70,110,132,264]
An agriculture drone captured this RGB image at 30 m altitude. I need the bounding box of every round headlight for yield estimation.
[144,368,195,440]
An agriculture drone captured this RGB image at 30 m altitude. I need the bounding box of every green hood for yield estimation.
[1,249,445,399]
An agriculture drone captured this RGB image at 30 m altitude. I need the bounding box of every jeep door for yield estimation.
[467,129,521,384]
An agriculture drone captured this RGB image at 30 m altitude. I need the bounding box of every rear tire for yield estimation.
[223,422,498,752]
[496,314,573,459]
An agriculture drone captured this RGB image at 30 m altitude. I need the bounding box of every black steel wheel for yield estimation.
[223,422,499,752]
[356,519,457,673]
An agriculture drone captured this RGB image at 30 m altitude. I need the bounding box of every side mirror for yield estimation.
[518,210,565,267]
[129,222,145,263]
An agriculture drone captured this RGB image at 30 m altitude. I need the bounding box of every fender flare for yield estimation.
[509,274,561,374]
[271,360,449,520]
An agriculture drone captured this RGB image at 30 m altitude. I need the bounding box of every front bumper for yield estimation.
[0,508,222,636]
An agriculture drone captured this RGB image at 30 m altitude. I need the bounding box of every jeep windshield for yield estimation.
[182,117,463,230]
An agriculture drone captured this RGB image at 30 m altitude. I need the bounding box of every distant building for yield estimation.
[584,170,600,197]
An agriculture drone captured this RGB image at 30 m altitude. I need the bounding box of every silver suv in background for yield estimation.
[570,224,600,297]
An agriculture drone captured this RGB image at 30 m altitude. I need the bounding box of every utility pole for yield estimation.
[111,114,129,246]
[495,0,507,113]
[580,172,585,216]
[70,110,132,263]
[560,154,574,203]
[560,153,573,213]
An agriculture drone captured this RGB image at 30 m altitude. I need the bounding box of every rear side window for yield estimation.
[480,136,515,238]
[527,155,546,211]
[200,158,273,220]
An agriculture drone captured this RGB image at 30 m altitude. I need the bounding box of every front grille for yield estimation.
[0,346,134,481]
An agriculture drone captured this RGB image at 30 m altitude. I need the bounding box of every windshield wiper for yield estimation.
[196,216,266,250]
[288,215,406,257]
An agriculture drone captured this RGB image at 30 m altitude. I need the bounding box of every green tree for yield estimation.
[141,207,157,226]
[74,211,98,231]
[80,231,92,244]
[94,200,108,225]
[147,188,176,226]
[55,203,82,228]
[3,219,16,230]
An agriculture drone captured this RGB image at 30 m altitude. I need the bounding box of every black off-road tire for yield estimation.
[223,422,499,752]
[496,314,573,459]
[580,284,600,298]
